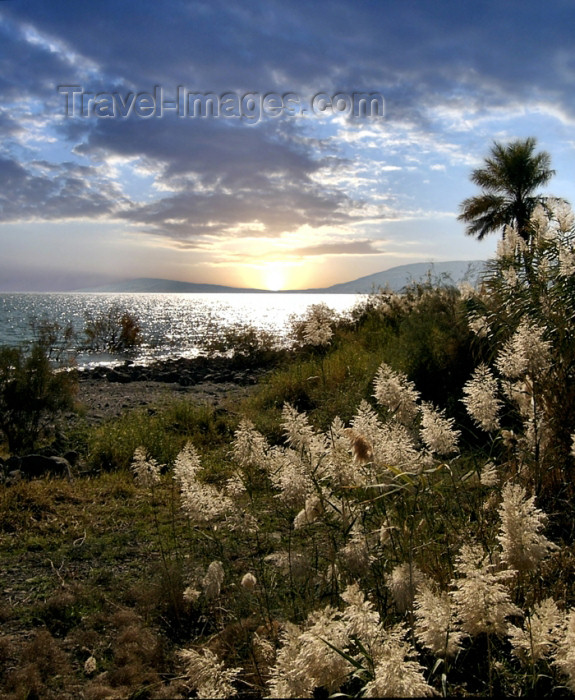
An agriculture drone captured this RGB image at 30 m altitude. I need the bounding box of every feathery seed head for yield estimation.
[131,446,161,487]
[373,363,420,424]
[497,482,556,572]
[420,402,460,456]
[450,542,520,638]
[462,364,501,432]
[178,646,241,698]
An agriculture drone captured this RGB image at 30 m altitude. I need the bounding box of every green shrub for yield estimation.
[0,340,76,453]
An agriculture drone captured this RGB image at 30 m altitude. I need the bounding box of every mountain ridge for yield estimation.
[76,260,487,294]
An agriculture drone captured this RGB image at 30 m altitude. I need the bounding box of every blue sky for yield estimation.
[1,0,574,291]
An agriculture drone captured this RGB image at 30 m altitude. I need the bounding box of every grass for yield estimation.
[2,280,575,697]
[0,471,195,697]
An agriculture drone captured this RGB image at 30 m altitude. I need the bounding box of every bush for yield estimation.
[83,305,143,353]
[463,202,575,508]
[0,338,77,454]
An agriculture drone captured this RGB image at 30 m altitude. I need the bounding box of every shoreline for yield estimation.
[73,354,272,424]
[74,353,270,387]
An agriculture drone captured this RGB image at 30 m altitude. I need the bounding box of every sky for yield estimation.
[1,0,574,291]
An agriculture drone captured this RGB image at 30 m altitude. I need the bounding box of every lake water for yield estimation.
[0,292,363,367]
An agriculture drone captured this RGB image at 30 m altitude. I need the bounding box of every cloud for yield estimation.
[3,1,575,122]
[291,240,384,257]
[56,116,355,241]
[1,0,574,290]
[0,156,127,222]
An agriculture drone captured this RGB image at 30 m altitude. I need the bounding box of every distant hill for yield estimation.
[76,260,486,294]
[317,260,486,293]
[77,278,269,293]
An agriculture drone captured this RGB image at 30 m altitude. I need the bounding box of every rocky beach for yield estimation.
[74,355,269,423]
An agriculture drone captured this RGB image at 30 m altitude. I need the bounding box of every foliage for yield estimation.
[458,137,555,241]
[0,327,77,453]
[104,203,575,697]
[5,200,575,697]
[202,323,284,369]
[82,304,143,353]
[86,400,236,472]
[244,281,477,443]
[465,200,575,514]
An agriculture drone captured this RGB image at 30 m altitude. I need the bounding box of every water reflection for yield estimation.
[0,292,362,367]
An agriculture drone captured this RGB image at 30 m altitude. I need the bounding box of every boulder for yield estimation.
[106,369,132,383]
[18,454,73,480]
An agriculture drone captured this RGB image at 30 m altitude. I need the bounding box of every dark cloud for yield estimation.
[58,115,353,240]
[0,18,74,101]
[0,156,127,221]
[2,0,574,116]
[291,240,383,257]
[118,172,351,240]
[70,118,328,186]
[1,0,573,259]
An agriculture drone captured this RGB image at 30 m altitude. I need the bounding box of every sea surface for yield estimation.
[0,292,363,368]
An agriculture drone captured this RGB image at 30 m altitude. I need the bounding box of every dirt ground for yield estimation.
[75,377,256,423]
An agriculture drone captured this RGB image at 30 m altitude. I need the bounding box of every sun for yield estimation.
[261,262,289,291]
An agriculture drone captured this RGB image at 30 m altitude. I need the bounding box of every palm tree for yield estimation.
[458,137,555,243]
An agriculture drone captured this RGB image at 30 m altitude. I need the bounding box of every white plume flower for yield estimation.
[267,445,314,507]
[232,418,269,470]
[173,442,232,523]
[502,266,519,288]
[388,563,427,614]
[183,586,201,604]
[225,472,246,497]
[508,597,562,665]
[414,583,463,658]
[552,199,575,233]
[131,446,161,487]
[241,572,257,592]
[340,583,381,646]
[558,244,575,277]
[450,543,520,638]
[338,525,373,577]
[373,363,420,424]
[377,421,423,474]
[267,610,351,697]
[495,320,551,379]
[178,646,241,699]
[497,225,526,258]
[554,609,575,692]
[326,417,366,486]
[352,400,385,445]
[281,403,327,462]
[462,364,502,432]
[420,402,460,456]
[480,462,499,487]
[293,494,323,529]
[363,624,436,698]
[468,313,490,338]
[497,482,556,572]
[301,303,334,346]
[83,655,97,675]
[203,560,225,599]
[173,441,201,483]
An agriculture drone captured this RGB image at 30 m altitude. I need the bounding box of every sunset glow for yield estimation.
[261,262,289,291]
[0,2,573,291]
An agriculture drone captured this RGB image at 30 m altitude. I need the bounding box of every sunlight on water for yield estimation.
[0,292,362,367]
